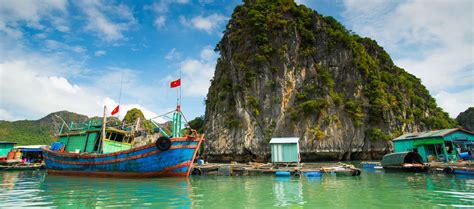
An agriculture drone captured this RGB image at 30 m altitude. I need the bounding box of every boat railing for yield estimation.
[59,119,122,134]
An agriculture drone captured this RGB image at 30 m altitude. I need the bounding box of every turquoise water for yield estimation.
[0,169,473,208]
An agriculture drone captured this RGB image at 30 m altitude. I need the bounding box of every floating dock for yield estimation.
[191,162,361,177]
[428,161,474,175]
[361,160,474,175]
[0,163,44,171]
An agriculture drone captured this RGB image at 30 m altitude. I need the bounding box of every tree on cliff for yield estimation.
[123,108,153,133]
[188,116,205,134]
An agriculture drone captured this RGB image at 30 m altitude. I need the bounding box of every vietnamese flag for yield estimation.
[170,79,181,88]
[111,105,119,115]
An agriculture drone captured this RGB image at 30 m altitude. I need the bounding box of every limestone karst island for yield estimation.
[0,0,473,208]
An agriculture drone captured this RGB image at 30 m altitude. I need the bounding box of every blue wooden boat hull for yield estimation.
[42,136,203,178]
[454,169,474,175]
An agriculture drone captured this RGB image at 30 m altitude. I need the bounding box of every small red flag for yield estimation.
[170,79,181,88]
[111,105,119,115]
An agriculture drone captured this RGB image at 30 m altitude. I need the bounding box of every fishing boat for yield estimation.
[42,103,203,178]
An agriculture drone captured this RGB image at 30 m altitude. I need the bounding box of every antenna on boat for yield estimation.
[117,72,124,120]
[54,114,70,135]
[54,115,70,129]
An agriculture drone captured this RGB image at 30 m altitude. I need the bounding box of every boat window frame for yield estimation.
[115,133,124,142]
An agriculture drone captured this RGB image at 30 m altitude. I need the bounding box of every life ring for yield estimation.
[156,136,171,151]
[191,168,202,176]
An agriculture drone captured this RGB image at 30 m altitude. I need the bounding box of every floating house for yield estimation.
[392,128,474,162]
[0,142,17,160]
[15,145,46,163]
[270,137,300,164]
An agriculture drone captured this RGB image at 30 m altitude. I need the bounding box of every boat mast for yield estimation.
[172,71,183,138]
[101,105,107,154]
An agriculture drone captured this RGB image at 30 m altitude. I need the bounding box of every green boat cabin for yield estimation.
[392,128,474,162]
[57,119,133,154]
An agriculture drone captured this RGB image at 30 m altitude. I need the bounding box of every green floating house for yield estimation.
[0,141,17,159]
[392,128,474,162]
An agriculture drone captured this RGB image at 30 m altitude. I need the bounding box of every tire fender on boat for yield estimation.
[156,136,172,151]
[293,170,302,177]
[191,168,202,176]
[443,167,454,174]
[351,169,361,176]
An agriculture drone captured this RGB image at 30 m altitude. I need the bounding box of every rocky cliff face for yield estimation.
[203,0,457,162]
[456,107,474,131]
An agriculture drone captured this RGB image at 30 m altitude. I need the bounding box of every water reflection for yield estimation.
[1,171,193,208]
[0,170,473,208]
[272,177,304,207]
[1,172,19,189]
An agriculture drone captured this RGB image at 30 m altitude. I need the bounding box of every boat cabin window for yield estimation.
[115,133,124,142]
[109,132,116,141]
[124,137,133,144]
[93,132,101,152]
[106,131,126,143]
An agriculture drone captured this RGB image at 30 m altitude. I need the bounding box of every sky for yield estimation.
[0,0,472,123]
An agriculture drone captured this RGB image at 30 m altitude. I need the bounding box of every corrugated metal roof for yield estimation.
[15,145,47,149]
[393,128,466,141]
[269,137,299,144]
[0,141,17,144]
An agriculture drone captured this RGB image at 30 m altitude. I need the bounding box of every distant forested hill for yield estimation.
[0,111,88,145]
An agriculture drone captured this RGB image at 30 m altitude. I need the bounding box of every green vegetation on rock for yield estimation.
[123,108,153,133]
[456,107,474,131]
[0,111,88,145]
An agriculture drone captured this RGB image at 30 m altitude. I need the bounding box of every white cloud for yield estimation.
[76,1,136,42]
[102,97,160,121]
[177,46,217,97]
[44,39,87,54]
[200,45,217,61]
[0,60,103,119]
[0,34,163,121]
[0,108,15,121]
[165,48,181,60]
[180,13,227,34]
[0,58,162,121]
[342,0,474,117]
[94,50,106,56]
[0,0,68,38]
[147,0,189,31]
[198,0,214,4]
[294,0,309,5]
[147,0,189,14]
[435,88,474,118]
[154,16,166,29]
